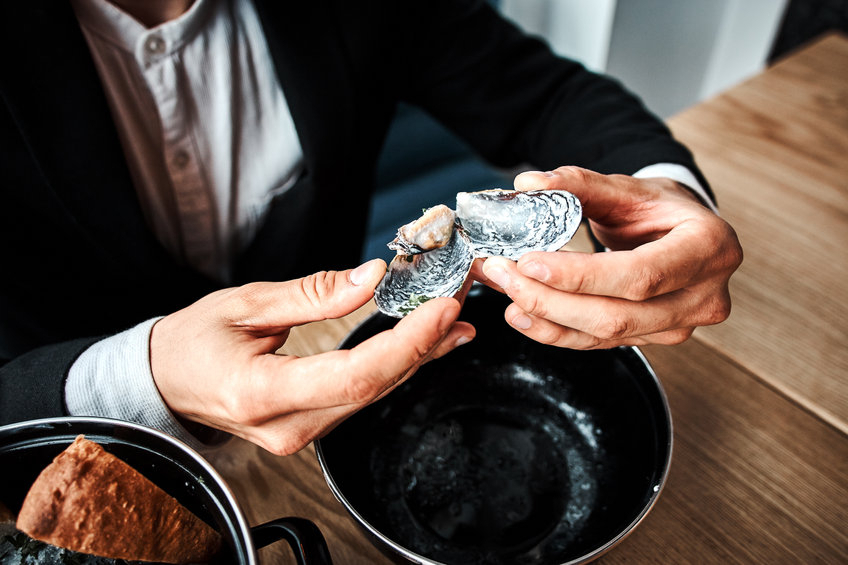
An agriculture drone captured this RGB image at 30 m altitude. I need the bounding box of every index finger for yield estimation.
[515,166,696,223]
[515,167,647,220]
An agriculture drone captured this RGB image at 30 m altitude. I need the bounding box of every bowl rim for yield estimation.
[316,311,673,565]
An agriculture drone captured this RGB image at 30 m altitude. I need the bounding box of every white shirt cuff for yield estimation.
[633,163,719,214]
[65,317,224,452]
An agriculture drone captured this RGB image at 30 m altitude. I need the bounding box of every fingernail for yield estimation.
[520,260,550,282]
[511,314,532,330]
[517,170,554,181]
[350,259,379,286]
[455,335,472,347]
[485,264,511,290]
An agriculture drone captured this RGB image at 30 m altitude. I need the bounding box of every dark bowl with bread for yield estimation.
[0,417,333,565]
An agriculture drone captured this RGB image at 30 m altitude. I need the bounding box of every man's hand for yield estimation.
[470,166,742,349]
[150,259,475,455]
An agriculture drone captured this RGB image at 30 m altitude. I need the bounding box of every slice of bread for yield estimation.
[16,435,221,564]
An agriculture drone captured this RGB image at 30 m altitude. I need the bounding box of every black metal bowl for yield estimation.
[316,288,672,564]
[0,417,333,564]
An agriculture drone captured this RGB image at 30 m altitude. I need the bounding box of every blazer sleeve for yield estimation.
[383,0,714,201]
[0,337,100,425]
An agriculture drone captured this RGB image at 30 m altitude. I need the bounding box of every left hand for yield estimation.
[150,260,475,455]
[470,166,743,349]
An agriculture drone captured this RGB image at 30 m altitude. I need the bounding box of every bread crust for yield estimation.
[16,435,221,564]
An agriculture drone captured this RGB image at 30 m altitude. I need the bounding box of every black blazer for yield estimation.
[0,0,710,423]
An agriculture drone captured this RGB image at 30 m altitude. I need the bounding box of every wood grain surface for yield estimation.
[667,32,848,434]
[629,341,848,564]
[205,33,848,564]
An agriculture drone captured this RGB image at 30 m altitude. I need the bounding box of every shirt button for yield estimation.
[173,150,190,169]
[145,35,166,55]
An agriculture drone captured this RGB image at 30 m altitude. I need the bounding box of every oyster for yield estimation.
[388,204,456,255]
[378,229,475,317]
[375,189,581,317]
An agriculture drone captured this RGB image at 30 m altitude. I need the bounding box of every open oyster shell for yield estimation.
[375,189,582,318]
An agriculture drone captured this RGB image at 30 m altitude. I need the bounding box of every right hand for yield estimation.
[150,259,475,455]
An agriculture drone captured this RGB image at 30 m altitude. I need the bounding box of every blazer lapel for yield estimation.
[2,2,213,290]
[252,0,358,188]
[247,0,376,277]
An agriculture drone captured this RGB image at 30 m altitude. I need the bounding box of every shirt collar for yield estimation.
[70,0,216,63]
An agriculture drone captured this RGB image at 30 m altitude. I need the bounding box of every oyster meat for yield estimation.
[375,189,581,317]
[388,204,457,255]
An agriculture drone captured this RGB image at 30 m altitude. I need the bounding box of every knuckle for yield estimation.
[526,322,562,346]
[299,271,337,309]
[343,374,384,405]
[566,267,594,295]
[548,326,605,350]
[626,268,665,302]
[593,315,631,341]
[414,340,435,363]
[229,282,268,316]
[726,233,744,270]
[702,293,732,325]
[517,292,549,320]
[556,165,591,185]
[584,338,610,350]
[571,333,609,350]
[706,220,744,271]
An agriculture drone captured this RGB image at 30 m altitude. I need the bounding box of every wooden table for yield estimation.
[206,33,848,564]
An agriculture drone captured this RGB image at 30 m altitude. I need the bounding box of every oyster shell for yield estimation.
[376,229,474,317]
[375,189,581,318]
[457,189,582,260]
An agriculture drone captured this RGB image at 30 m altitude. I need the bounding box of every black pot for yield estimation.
[0,417,333,565]
[316,287,672,564]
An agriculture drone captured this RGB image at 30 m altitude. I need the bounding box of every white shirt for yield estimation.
[70,0,303,283]
[64,0,715,448]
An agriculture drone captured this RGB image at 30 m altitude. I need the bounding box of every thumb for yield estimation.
[237,259,387,329]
